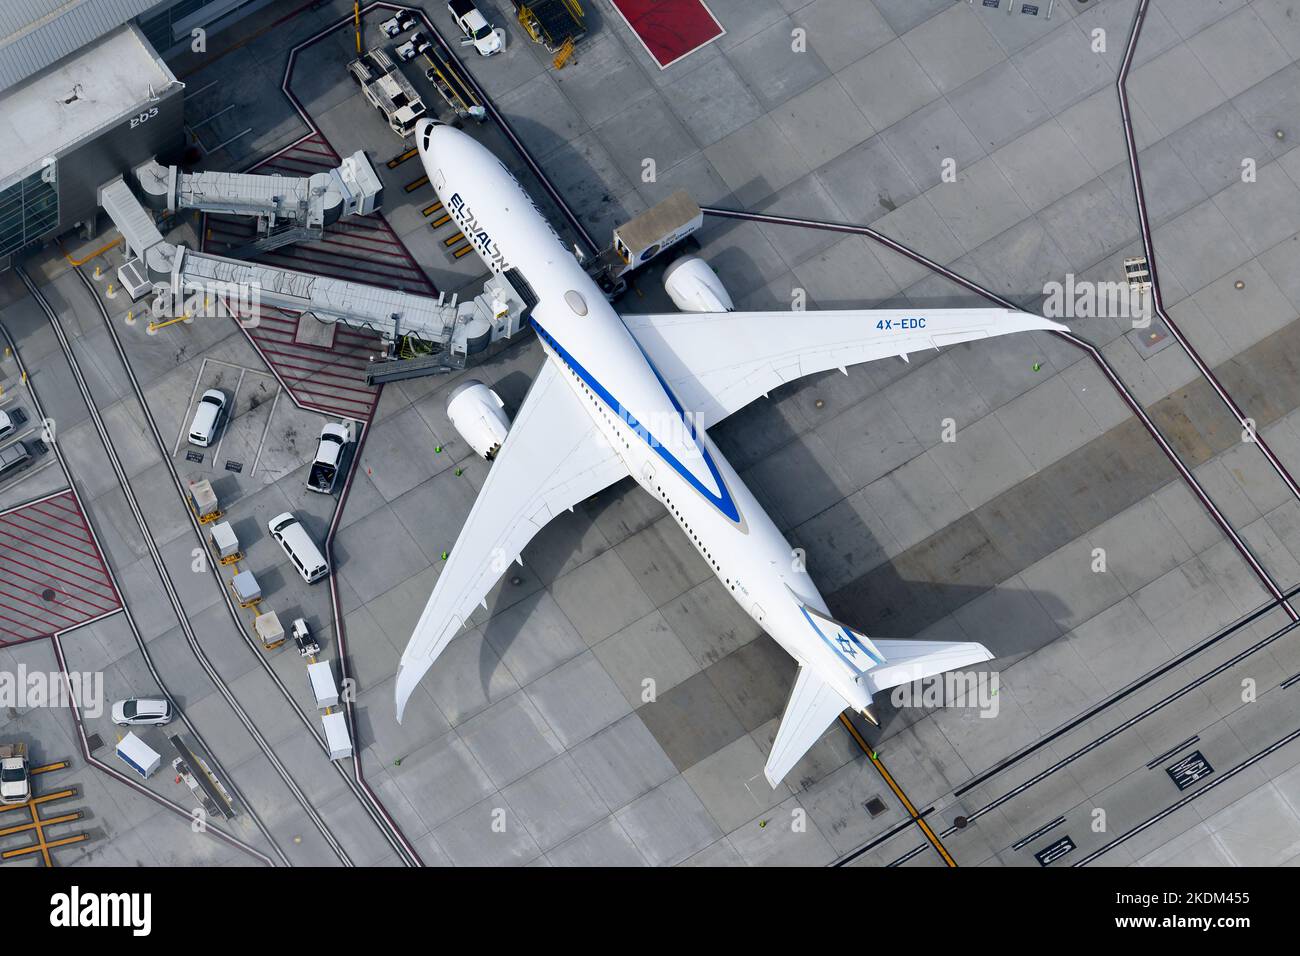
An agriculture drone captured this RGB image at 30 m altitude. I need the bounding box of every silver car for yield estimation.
[111,698,174,726]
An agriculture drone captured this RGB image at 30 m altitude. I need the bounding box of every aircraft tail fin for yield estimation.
[763,626,995,788]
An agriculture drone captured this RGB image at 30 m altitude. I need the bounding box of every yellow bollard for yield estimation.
[125,310,135,326]
[93,265,102,279]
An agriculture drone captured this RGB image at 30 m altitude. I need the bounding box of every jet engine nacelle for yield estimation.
[663,256,735,313]
[446,380,511,460]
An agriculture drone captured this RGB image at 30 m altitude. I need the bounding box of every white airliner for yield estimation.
[395,119,1067,785]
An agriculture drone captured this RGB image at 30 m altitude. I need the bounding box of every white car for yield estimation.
[0,411,12,442]
[448,0,504,56]
[188,388,227,447]
[112,698,174,726]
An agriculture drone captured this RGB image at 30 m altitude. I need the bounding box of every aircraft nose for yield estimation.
[415,118,443,155]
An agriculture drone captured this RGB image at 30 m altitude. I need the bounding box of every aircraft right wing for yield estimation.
[623,308,1067,429]
[394,357,629,719]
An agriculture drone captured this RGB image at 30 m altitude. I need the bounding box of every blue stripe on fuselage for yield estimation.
[531,318,741,524]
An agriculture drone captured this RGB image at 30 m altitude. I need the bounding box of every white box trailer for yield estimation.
[307,660,339,709]
[116,732,161,779]
[322,712,352,760]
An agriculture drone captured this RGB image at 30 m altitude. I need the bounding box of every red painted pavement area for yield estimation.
[609,0,725,69]
[0,491,121,645]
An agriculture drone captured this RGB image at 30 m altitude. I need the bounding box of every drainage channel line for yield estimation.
[20,267,353,866]
[701,206,1298,623]
[1073,721,1300,866]
[317,418,424,865]
[879,609,1300,866]
[1116,0,1300,506]
[70,266,421,867]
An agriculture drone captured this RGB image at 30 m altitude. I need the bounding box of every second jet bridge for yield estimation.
[133,151,384,256]
[170,243,530,368]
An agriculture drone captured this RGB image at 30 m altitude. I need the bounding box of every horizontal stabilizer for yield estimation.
[861,638,995,696]
[764,665,850,788]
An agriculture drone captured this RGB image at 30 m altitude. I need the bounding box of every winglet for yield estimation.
[394,662,425,724]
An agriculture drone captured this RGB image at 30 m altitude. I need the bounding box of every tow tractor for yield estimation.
[292,618,321,658]
[381,9,418,36]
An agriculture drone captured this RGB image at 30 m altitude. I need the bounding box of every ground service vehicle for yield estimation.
[0,743,29,804]
[449,0,505,55]
[111,698,175,726]
[307,422,351,494]
[188,388,227,447]
[268,512,329,584]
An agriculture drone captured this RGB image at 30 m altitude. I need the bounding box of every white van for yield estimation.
[188,389,227,447]
[267,512,329,584]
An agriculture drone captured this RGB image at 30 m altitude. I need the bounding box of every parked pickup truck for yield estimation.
[306,422,352,494]
[0,743,29,805]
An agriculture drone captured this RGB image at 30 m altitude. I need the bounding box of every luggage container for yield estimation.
[116,732,161,779]
[188,479,221,523]
[254,611,286,650]
[308,660,339,709]
[209,520,241,564]
[322,712,352,760]
[229,569,261,607]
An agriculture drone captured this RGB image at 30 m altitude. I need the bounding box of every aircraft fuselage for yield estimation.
[417,122,872,714]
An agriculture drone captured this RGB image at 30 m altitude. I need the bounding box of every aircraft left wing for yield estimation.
[623,308,1068,428]
[394,358,629,719]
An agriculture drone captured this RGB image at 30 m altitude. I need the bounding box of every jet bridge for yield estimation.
[95,169,703,383]
[170,243,530,364]
[132,151,383,256]
[97,172,531,373]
